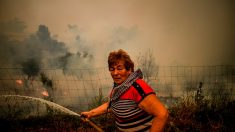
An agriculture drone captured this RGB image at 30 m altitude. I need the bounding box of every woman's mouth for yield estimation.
[114,78,121,80]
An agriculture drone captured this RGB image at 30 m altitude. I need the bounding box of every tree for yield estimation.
[40,72,54,101]
[136,49,159,84]
[21,58,40,79]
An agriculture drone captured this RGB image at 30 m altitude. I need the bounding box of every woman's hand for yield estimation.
[81,102,110,119]
[81,111,93,119]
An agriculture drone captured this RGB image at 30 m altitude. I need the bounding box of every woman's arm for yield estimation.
[139,94,169,132]
[81,102,110,118]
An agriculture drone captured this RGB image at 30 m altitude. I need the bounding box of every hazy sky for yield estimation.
[0,0,234,67]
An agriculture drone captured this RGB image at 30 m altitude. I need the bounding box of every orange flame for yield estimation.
[41,90,49,97]
[16,79,23,85]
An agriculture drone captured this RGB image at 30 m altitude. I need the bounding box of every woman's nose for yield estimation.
[113,69,118,75]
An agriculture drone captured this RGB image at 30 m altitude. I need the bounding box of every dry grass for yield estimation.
[165,96,235,132]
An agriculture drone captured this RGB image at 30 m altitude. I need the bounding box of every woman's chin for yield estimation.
[114,81,123,85]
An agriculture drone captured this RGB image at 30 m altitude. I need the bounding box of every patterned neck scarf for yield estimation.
[110,69,143,102]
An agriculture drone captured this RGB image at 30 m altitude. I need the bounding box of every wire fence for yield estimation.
[0,65,234,113]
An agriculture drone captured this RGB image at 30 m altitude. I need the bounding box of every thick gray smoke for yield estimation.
[0,20,94,73]
[0,20,98,104]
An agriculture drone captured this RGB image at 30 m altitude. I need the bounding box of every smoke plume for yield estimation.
[0,21,95,74]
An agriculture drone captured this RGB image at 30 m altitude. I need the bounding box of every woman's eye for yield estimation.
[117,68,123,70]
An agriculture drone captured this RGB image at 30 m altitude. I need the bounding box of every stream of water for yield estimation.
[0,95,81,117]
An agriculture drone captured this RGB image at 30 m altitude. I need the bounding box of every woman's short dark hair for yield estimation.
[108,49,134,72]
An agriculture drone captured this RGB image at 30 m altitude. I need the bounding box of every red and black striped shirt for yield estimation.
[110,79,155,131]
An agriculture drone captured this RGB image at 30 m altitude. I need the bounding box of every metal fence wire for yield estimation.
[0,65,234,113]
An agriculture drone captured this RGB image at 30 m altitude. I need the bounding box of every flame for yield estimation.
[41,90,49,97]
[16,79,23,85]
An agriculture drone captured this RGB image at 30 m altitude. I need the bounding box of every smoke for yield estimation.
[0,18,27,33]
[108,26,138,48]
[57,23,139,69]
[0,20,99,105]
[0,20,95,74]
[22,58,40,79]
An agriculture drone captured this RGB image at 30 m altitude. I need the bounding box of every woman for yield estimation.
[81,49,168,132]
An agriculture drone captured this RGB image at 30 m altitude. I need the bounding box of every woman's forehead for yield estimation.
[111,60,125,67]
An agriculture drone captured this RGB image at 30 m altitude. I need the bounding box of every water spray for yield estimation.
[0,95,104,132]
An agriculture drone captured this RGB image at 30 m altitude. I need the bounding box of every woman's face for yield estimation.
[109,60,132,85]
